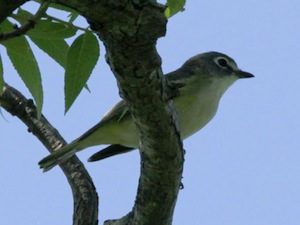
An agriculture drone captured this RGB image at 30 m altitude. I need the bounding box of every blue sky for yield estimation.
[1,1,300,225]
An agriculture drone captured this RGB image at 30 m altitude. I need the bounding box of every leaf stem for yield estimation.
[44,14,90,33]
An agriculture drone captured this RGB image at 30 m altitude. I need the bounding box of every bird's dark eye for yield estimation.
[217,58,228,67]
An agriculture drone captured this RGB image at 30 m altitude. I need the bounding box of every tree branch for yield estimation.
[0,2,50,42]
[0,83,98,225]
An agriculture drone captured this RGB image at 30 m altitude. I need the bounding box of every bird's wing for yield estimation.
[100,100,129,124]
[76,100,130,143]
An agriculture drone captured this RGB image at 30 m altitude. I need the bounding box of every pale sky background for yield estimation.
[1,1,300,225]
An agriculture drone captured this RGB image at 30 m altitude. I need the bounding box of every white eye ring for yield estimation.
[215,57,229,68]
[214,56,240,71]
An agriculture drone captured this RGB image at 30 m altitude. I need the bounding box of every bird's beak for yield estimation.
[236,70,254,79]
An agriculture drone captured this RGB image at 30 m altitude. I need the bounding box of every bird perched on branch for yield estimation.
[39,51,254,171]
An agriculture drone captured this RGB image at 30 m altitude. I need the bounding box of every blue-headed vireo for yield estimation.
[39,51,254,171]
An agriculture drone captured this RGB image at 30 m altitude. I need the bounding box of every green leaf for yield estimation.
[13,9,77,39]
[30,37,69,68]
[1,33,43,117]
[165,0,186,18]
[27,19,77,40]
[65,31,99,113]
[164,8,171,18]
[0,54,4,94]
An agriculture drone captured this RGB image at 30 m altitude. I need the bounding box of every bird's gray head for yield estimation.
[168,51,254,92]
[167,51,254,99]
[181,51,253,80]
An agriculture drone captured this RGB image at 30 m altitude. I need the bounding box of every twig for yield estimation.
[0,2,49,42]
[44,14,90,32]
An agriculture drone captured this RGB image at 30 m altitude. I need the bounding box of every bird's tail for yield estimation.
[38,142,79,172]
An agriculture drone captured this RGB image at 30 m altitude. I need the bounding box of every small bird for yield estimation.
[39,51,254,171]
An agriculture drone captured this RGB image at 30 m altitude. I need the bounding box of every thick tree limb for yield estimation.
[0,83,98,225]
